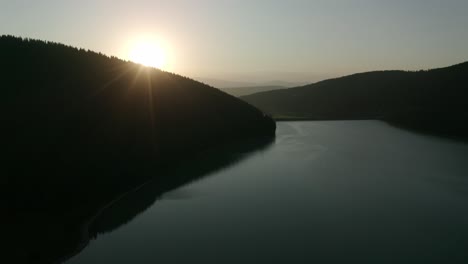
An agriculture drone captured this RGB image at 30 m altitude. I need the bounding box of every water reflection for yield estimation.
[2,136,273,264]
[66,121,468,264]
[77,136,274,258]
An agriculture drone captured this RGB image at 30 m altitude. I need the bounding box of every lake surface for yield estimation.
[67,121,468,263]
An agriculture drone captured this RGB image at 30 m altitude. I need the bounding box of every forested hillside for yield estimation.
[1,35,275,210]
[242,62,468,136]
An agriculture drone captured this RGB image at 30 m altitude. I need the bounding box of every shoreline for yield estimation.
[56,175,160,264]
[56,134,275,263]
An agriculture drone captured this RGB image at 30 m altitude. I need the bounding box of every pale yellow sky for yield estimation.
[2,0,467,84]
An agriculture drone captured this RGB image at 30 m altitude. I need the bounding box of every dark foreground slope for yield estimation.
[242,62,468,137]
[1,35,274,209]
[0,36,275,263]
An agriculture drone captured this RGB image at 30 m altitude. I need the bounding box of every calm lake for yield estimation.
[67,121,468,263]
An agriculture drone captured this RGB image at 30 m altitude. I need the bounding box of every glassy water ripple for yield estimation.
[68,121,468,264]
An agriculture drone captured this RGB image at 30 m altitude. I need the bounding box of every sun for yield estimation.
[129,40,167,70]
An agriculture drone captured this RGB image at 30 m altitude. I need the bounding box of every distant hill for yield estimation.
[260,80,308,87]
[242,62,468,137]
[196,77,306,89]
[195,77,258,88]
[220,85,286,97]
[1,35,275,211]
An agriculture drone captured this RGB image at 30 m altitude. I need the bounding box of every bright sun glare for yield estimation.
[129,40,167,70]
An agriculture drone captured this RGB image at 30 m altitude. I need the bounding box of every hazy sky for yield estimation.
[1,0,468,83]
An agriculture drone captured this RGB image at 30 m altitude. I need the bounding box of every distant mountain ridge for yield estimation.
[219,85,286,97]
[196,77,306,89]
[242,62,468,137]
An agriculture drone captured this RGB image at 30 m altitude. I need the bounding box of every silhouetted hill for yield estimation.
[0,35,275,211]
[0,35,275,263]
[242,62,468,137]
[220,85,285,97]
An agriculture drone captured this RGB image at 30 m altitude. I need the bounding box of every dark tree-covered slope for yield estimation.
[0,35,275,210]
[242,62,468,136]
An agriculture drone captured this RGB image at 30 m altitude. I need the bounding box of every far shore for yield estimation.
[274,117,468,143]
